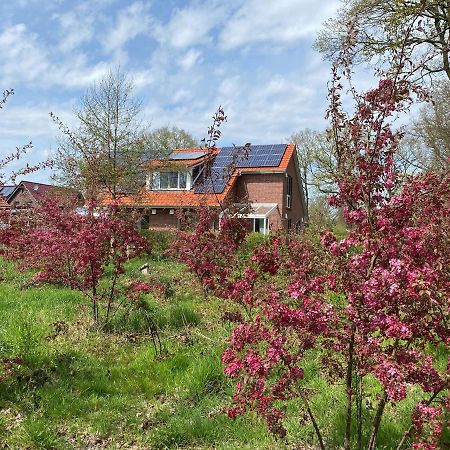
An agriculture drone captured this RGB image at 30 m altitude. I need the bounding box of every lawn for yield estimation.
[0,257,277,449]
[0,254,447,449]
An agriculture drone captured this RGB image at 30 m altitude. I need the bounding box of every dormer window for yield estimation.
[150,171,187,190]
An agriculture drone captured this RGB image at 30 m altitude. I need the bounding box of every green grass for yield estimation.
[0,256,448,449]
[0,257,275,449]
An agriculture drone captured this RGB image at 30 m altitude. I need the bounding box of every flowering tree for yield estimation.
[218,21,450,450]
[1,199,151,325]
[169,20,450,450]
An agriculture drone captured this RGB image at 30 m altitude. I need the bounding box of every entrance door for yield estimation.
[253,218,265,234]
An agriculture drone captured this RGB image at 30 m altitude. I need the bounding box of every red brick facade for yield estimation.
[234,172,284,230]
[147,209,179,230]
[120,144,307,233]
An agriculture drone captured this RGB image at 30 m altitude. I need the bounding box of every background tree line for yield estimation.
[290,0,450,230]
[51,69,197,200]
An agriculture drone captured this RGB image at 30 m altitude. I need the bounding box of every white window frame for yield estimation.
[286,175,292,209]
[253,217,269,235]
[148,171,188,190]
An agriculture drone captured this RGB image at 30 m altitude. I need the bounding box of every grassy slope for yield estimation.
[0,256,448,449]
[0,258,275,449]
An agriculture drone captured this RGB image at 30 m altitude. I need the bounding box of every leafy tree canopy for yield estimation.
[316,0,450,82]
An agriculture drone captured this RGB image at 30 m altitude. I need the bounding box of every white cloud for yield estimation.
[129,69,156,90]
[153,2,227,49]
[48,56,111,89]
[212,73,323,143]
[178,49,202,70]
[102,1,153,53]
[0,100,77,184]
[54,10,95,53]
[220,0,340,50]
[0,24,49,85]
[0,23,111,89]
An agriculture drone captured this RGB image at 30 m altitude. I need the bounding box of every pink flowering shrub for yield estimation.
[169,207,246,294]
[170,55,450,450]
[0,199,151,325]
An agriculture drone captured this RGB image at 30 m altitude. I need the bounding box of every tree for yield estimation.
[307,195,345,230]
[52,69,148,199]
[394,80,450,175]
[316,0,450,82]
[411,79,450,171]
[289,129,338,208]
[1,198,151,326]
[142,126,197,160]
[171,20,450,449]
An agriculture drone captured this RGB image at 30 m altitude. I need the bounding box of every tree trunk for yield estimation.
[366,390,387,450]
[344,328,356,450]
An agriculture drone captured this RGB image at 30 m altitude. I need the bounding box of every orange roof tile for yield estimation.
[107,144,296,208]
[144,148,218,169]
[117,190,227,208]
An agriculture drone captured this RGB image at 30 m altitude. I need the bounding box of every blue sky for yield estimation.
[0,0,341,183]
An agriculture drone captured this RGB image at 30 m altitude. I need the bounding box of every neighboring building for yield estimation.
[0,185,15,209]
[117,144,307,234]
[6,181,81,209]
[0,197,9,209]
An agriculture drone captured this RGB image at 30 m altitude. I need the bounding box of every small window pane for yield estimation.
[287,175,293,196]
[160,172,169,189]
[192,166,199,180]
[169,172,178,188]
[179,172,187,189]
[152,172,160,189]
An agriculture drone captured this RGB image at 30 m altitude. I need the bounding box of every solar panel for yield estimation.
[170,151,207,160]
[194,144,287,194]
[0,186,15,198]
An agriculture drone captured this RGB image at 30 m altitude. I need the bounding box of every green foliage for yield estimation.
[140,229,177,259]
[316,0,450,82]
[0,256,444,448]
[237,232,268,261]
[142,125,197,160]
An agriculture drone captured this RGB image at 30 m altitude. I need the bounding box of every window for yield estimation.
[253,218,266,234]
[286,175,293,209]
[152,171,187,190]
[192,164,204,183]
[287,219,292,231]
[179,171,187,189]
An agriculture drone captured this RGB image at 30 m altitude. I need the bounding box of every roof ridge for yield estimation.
[20,180,55,187]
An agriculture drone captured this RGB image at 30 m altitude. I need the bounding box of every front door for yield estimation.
[253,218,265,234]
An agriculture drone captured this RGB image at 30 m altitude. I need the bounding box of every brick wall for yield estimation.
[7,187,36,208]
[233,164,306,232]
[284,158,307,231]
[235,173,285,205]
[148,208,179,229]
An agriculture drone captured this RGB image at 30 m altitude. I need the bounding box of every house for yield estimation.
[6,181,82,210]
[0,185,15,208]
[117,144,307,234]
[0,197,9,209]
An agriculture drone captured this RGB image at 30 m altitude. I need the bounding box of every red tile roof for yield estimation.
[0,197,9,208]
[144,148,217,169]
[111,144,296,208]
[20,181,60,203]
